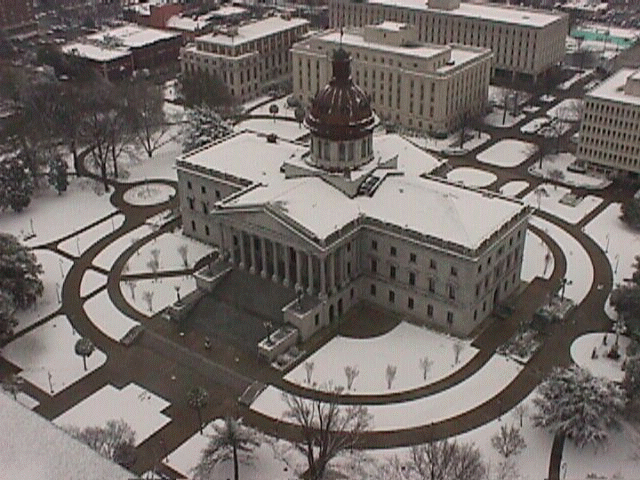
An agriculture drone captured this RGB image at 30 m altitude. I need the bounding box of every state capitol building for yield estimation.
[176,49,530,340]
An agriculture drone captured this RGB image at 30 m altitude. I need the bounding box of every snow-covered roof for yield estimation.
[365,0,563,27]
[197,17,309,46]
[179,131,524,250]
[587,68,640,106]
[376,21,407,31]
[0,393,132,480]
[62,42,131,62]
[166,15,207,32]
[208,5,247,17]
[87,24,179,48]
[125,0,167,16]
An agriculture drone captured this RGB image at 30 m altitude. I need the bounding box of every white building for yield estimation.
[292,22,492,134]
[177,49,529,339]
[328,0,568,81]
[577,68,640,177]
[180,15,310,102]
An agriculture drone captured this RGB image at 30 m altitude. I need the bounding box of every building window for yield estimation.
[430,259,437,270]
[428,278,435,293]
[447,311,454,326]
[370,284,376,296]
[371,259,377,273]
[450,266,457,276]
[473,309,478,321]
[202,202,208,214]
[410,253,416,263]
[390,246,397,256]
[191,220,196,231]
[205,225,210,236]
[215,190,221,200]
[371,240,378,250]
[350,288,354,299]
[201,185,206,194]
[315,314,319,326]
[408,297,414,309]
[389,290,395,303]
[427,304,433,317]
[390,265,396,279]
[188,197,194,210]
[187,181,192,189]
[448,285,456,300]
[409,272,416,286]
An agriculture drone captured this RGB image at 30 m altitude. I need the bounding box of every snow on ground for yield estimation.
[570,333,630,382]
[529,152,611,189]
[522,183,602,224]
[92,224,154,271]
[406,131,490,154]
[14,250,72,333]
[250,96,296,117]
[521,230,554,282]
[557,69,593,91]
[499,180,530,197]
[14,391,40,409]
[123,183,175,206]
[520,116,551,134]
[530,216,593,304]
[488,86,531,107]
[252,354,522,431]
[2,315,107,395]
[54,383,170,446]
[58,214,125,257]
[476,139,536,168]
[284,322,477,394]
[242,95,272,113]
[126,231,214,274]
[121,275,196,316]
[80,269,106,298]
[164,419,301,480]
[547,98,584,122]
[540,94,556,103]
[236,118,307,142]
[483,109,526,128]
[446,167,497,187]
[0,180,114,247]
[537,120,572,138]
[83,290,139,342]
[562,421,640,480]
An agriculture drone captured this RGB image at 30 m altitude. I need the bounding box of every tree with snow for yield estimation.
[419,355,433,381]
[453,341,465,364]
[0,290,17,339]
[621,199,640,231]
[532,365,625,448]
[511,404,529,428]
[386,364,397,389]
[181,105,232,153]
[187,386,209,434]
[66,419,136,468]
[610,256,640,334]
[47,154,68,194]
[304,361,314,384]
[491,424,526,459]
[282,384,371,480]
[269,103,279,122]
[0,234,43,315]
[142,290,154,312]
[0,152,34,212]
[178,70,232,109]
[177,244,189,268]
[547,168,564,188]
[623,355,640,421]
[191,417,259,480]
[344,365,359,390]
[406,439,486,480]
[1,373,23,400]
[74,337,95,371]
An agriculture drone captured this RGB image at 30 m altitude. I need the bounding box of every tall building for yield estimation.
[577,68,640,177]
[328,0,568,82]
[180,16,310,102]
[292,22,492,134]
[176,49,529,339]
[0,0,37,37]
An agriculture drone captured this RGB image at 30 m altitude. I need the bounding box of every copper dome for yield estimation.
[305,48,376,142]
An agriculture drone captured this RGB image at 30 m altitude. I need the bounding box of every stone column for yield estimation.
[261,236,268,278]
[271,240,279,283]
[249,234,257,275]
[295,249,302,290]
[320,255,327,299]
[283,246,291,288]
[307,253,314,295]
[239,231,246,270]
[329,250,336,294]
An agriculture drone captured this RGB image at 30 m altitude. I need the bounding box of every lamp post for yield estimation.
[614,254,620,275]
[605,233,610,253]
[560,277,573,301]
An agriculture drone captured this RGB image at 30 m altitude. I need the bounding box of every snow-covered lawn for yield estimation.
[570,333,630,382]
[92,224,154,271]
[83,290,139,342]
[54,383,170,446]
[236,118,307,142]
[284,322,477,394]
[2,315,107,395]
[520,116,550,134]
[522,183,602,224]
[58,214,125,257]
[164,419,302,480]
[406,131,490,155]
[121,275,196,316]
[547,98,584,122]
[0,180,113,247]
[476,139,536,168]
[123,183,175,206]
[14,250,72,333]
[446,167,497,187]
[80,269,106,297]
[499,180,530,197]
[242,95,272,113]
[483,109,526,128]
[530,216,593,304]
[126,231,214,274]
[522,230,554,282]
[537,120,572,138]
[252,354,522,431]
[529,152,611,189]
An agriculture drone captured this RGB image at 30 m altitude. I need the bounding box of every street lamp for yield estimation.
[605,233,610,253]
[614,254,620,275]
[560,277,573,301]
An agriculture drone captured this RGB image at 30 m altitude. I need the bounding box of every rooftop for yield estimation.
[62,42,131,62]
[0,393,131,480]
[587,68,640,105]
[365,0,563,27]
[196,16,309,46]
[87,24,179,48]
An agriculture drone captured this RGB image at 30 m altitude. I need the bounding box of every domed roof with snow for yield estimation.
[305,48,376,142]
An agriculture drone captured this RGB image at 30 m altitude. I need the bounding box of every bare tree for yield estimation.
[419,355,433,381]
[344,365,359,391]
[282,385,371,480]
[150,248,161,268]
[547,168,565,188]
[386,364,397,390]
[66,419,136,467]
[142,290,154,312]
[124,279,137,301]
[407,439,486,480]
[177,244,189,268]
[491,424,526,459]
[187,386,209,435]
[304,361,314,385]
[511,404,529,428]
[453,341,465,365]
[1,373,23,400]
[146,259,159,282]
